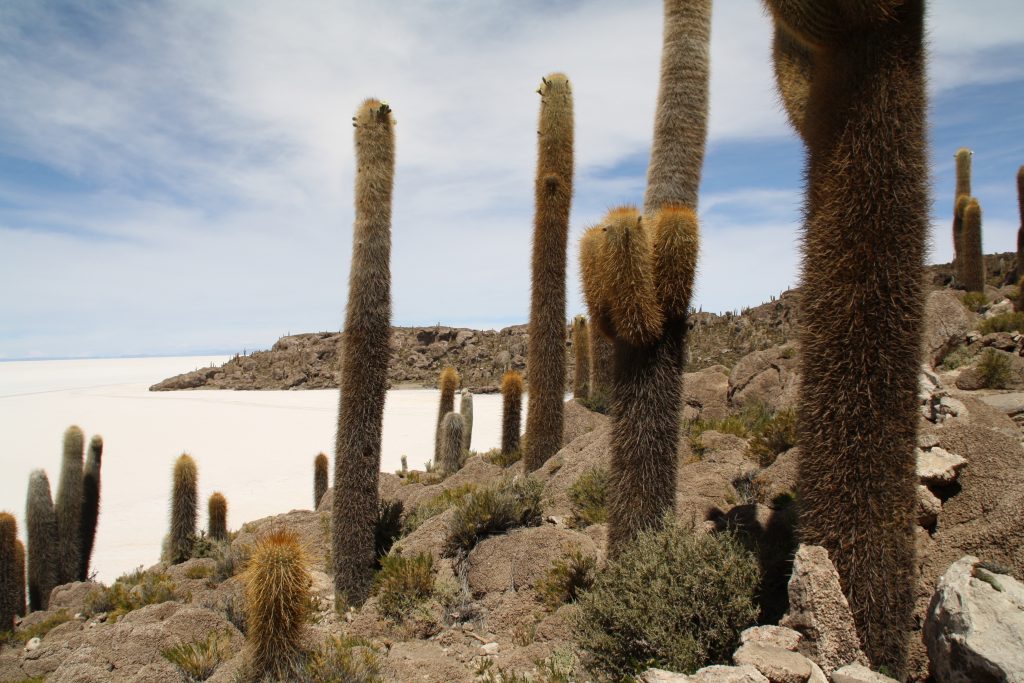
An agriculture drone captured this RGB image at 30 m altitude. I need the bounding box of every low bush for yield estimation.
[575,521,760,679]
[939,345,976,370]
[303,635,382,683]
[747,408,797,467]
[372,552,434,621]
[482,447,522,468]
[443,477,543,558]
[0,610,71,647]
[402,484,477,535]
[85,568,178,622]
[685,402,774,456]
[978,311,1024,334]
[161,630,233,682]
[375,500,404,562]
[568,468,608,527]
[977,348,1014,389]
[535,548,596,610]
[961,291,987,312]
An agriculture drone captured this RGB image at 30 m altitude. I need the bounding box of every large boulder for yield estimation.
[954,349,1024,390]
[922,290,974,367]
[562,399,609,445]
[728,345,800,412]
[466,525,597,595]
[925,556,1024,683]
[682,366,731,422]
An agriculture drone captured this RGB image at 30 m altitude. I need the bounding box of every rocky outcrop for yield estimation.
[925,556,1024,683]
[922,290,975,367]
[727,344,800,412]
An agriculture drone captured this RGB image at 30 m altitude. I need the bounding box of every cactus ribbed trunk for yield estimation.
[13,540,25,617]
[0,513,17,631]
[79,435,102,581]
[208,492,228,542]
[313,453,328,510]
[333,99,394,608]
[572,316,590,400]
[26,470,57,611]
[434,367,459,462]
[438,412,465,477]
[170,454,198,564]
[459,390,474,452]
[55,426,83,586]
[765,0,927,673]
[524,73,574,473]
[952,149,972,283]
[961,198,985,292]
[588,324,615,412]
[500,371,524,456]
[1014,165,1024,284]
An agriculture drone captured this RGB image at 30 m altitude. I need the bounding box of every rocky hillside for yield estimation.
[150,292,799,392]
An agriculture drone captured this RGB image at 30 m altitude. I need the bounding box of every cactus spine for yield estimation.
[26,470,57,611]
[434,367,459,461]
[14,540,25,618]
[244,530,310,679]
[54,425,84,586]
[313,453,328,509]
[588,324,615,412]
[208,492,228,542]
[170,454,198,564]
[0,513,17,631]
[961,197,985,293]
[501,371,524,456]
[572,316,590,400]
[78,434,102,581]
[765,0,927,673]
[459,390,474,452]
[438,412,465,477]
[524,73,574,473]
[333,98,394,607]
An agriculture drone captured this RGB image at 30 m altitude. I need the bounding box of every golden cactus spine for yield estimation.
[333,98,395,607]
[459,390,474,452]
[0,513,17,631]
[79,434,102,581]
[244,530,311,679]
[313,453,328,509]
[765,0,927,673]
[961,197,985,293]
[170,454,198,564]
[524,73,574,472]
[208,492,228,542]
[434,367,459,461]
[438,412,465,477]
[26,470,57,610]
[54,425,84,585]
[572,316,590,400]
[500,371,524,456]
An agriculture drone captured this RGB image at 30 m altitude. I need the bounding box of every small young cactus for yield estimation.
[26,470,57,610]
[0,513,18,631]
[170,454,198,564]
[313,453,328,509]
[208,492,228,542]
[434,367,460,461]
[55,426,84,586]
[79,434,102,581]
[459,390,474,452]
[438,412,465,477]
[572,316,590,400]
[961,197,985,293]
[501,371,524,456]
[244,530,311,679]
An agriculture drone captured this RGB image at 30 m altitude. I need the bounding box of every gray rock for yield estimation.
[922,290,975,366]
[916,447,967,485]
[741,625,802,652]
[925,555,1024,683]
[733,642,812,683]
[829,663,900,683]
[780,545,867,675]
[642,665,771,683]
[917,485,942,529]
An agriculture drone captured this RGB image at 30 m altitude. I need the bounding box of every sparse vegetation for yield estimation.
[443,477,543,558]
[303,635,382,683]
[161,630,234,682]
[568,467,608,527]
[575,521,759,679]
[375,500,404,563]
[0,610,71,647]
[402,484,477,535]
[535,548,596,610]
[372,552,434,620]
[976,348,1014,389]
[939,345,976,370]
[85,567,178,621]
[978,311,1024,334]
[961,291,987,312]
[482,446,523,468]
[684,402,774,456]
[747,408,797,467]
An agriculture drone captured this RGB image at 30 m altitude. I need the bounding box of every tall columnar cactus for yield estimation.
[0,513,17,631]
[524,73,574,473]
[501,371,524,456]
[26,470,57,611]
[588,323,615,412]
[580,206,699,555]
[1014,165,1024,285]
[14,540,25,618]
[572,316,590,400]
[313,453,329,509]
[438,412,465,477]
[961,197,985,292]
[170,454,198,564]
[765,0,927,673]
[78,434,102,581]
[244,530,310,680]
[333,98,395,607]
[208,492,228,542]
[459,390,474,452]
[952,148,972,283]
[434,367,460,461]
[54,425,84,586]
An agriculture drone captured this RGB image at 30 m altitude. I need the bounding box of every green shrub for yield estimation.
[210,541,249,585]
[568,468,608,527]
[961,291,987,312]
[977,349,1014,389]
[482,447,523,468]
[85,567,178,621]
[575,521,760,679]
[747,409,797,467]
[402,484,477,535]
[685,402,774,456]
[939,345,976,370]
[372,552,434,621]
[375,500,403,563]
[978,312,1024,334]
[161,630,233,682]
[0,610,71,646]
[443,478,543,558]
[475,650,580,683]
[536,548,596,610]
[303,635,382,683]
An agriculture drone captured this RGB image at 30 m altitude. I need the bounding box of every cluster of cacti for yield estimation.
[501,370,524,456]
[79,435,102,582]
[951,148,972,283]
[208,492,228,541]
[572,316,589,400]
[313,452,329,509]
[0,512,19,631]
[243,530,311,679]
[333,98,395,607]
[765,0,927,674]
[434,366,460,461]
[438,412,465,476]
[170,453,198,564]
[524,73,574,473]
[459,390,474,452]
[26,470,57,610]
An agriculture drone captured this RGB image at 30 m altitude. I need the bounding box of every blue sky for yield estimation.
[1,1,1023,359]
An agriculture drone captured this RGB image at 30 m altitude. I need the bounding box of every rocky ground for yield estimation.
[6,270,1024,682]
